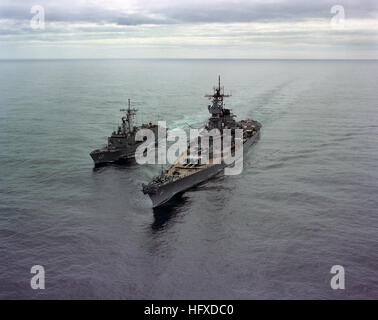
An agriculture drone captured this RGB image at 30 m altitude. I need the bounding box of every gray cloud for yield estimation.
[0,0,377,59]
[0,0,377,25]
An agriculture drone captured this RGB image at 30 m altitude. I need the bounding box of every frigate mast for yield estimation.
[120,99,138,133]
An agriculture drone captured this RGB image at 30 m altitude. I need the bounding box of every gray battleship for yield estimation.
[90,99,159,167]
[142,77,262,208]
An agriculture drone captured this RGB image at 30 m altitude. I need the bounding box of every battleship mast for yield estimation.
[205,75,231,131]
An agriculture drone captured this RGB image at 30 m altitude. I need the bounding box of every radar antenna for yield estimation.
[120,98,138,133]
[205,75,231,99]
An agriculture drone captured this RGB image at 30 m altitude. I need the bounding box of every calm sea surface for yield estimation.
[0,59,377,299]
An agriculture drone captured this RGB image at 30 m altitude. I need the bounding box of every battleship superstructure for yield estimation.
[142,77,262,207]
[90,99,159,167]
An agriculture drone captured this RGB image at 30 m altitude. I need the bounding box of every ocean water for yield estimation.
[0,59,377,299]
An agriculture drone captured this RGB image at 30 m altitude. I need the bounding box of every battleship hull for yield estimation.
[145,131,260,208]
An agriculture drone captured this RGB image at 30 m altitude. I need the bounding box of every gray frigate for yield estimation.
[142,77,262,207]
[90,99,159,167]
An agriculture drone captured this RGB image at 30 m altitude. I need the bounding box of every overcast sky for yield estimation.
[0,0,377,59]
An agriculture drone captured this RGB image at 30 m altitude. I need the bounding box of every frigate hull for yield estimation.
[90,100,160,167]
[90,148,135,166]
[147,131,260,208]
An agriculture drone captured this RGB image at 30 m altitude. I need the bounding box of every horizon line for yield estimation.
[1,58,378,61]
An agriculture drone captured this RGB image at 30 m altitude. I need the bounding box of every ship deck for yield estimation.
[165,137,249,179]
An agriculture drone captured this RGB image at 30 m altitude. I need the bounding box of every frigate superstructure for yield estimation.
[90,99,159,167]
[142,77,262,207]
